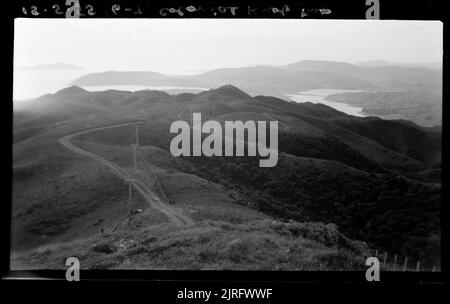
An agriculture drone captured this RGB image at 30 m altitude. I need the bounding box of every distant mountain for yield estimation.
[282,60,363,75]
[17,62,84,71]
[54,85,88,96]
[71,60,441,95]
[281,60,442,91]
[357,60,442,69]
[73,71,207,87]
[72,64,379,96]
[207,84,254,100]
[356,60,393,67]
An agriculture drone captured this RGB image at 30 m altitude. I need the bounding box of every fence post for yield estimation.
[375,249,378,258]
[416,261,421,272]
[383,252,387,268]
[432,266,436,272]
[393,254,398,271]
[403,257,408,272]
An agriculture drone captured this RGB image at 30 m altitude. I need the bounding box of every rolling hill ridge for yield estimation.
[12,85,441,269]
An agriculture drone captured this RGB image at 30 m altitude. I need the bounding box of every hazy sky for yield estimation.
[14,19,442,75]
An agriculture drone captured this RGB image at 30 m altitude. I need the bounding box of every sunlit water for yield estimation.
[13,69,92,101]
[287,89,367,117]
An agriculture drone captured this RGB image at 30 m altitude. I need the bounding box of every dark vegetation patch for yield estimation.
[182,154,440,264]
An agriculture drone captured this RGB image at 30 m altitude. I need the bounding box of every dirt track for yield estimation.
[59,122,194,227]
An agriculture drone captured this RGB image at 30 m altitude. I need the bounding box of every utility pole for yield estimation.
[132,143,137,177]
[133,125,139,177]
[125,178,135,219]
[126,125,140,220]
[134,125,139,146]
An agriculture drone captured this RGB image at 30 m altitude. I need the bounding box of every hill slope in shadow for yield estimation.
[12,85,441,269]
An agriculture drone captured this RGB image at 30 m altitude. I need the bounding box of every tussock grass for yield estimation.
[11,219,369,271]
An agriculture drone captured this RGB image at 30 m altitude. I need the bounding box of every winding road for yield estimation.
[59,122,194,227]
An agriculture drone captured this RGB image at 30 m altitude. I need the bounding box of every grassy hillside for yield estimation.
[11,219,370,270]
[11,85,441,269]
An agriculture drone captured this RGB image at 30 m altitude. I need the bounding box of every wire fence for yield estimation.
[371,249,441,272]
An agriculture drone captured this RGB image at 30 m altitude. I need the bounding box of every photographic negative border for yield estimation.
[2,0,448,290]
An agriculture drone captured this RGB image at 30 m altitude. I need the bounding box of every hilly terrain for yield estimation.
[356,60,442,69]
[11,85,441,270]
[70,60,442,127]
[72,60,442,96]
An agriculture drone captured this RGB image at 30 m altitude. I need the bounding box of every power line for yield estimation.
[134,125,139,146]
[126,124,140,220]
[125,178,135,219]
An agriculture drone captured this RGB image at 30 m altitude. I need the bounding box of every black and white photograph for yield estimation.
[11,18,442,273]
